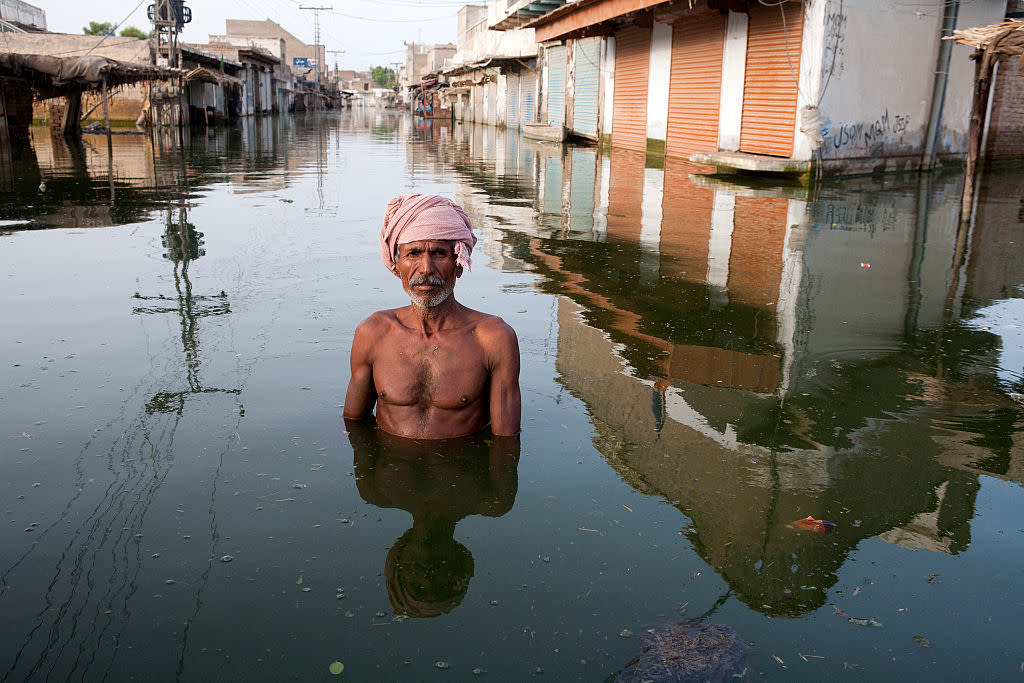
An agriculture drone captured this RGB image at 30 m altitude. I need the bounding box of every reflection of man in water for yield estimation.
[343,194,521,439]
[347,419,519,617]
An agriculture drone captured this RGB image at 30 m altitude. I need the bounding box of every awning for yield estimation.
[0,53,181,97]
[185,67,242,86]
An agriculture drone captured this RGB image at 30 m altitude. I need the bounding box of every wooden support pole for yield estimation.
[960,54,993,223]
[102,75,112,146]
[61,89,82,138]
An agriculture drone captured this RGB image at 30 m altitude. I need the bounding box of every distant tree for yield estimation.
[83,21,117,36]
[371,66,396,90]
[119,26,150,39]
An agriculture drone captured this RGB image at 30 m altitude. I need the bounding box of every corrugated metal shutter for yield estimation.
[665,12,726,159]
[611,25,650,153]
[606,147,645,242]
[740,2,804,157]
[573,37,601,139]
[659,156,714,278]
[507,73,520,129]
[521,70,537,124]
[568,147,597,233]
[730,196,787,309]
[546,45,567,126]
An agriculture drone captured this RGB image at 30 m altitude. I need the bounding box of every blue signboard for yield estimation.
[292,57,318,68]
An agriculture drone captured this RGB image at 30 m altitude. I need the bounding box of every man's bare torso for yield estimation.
[369,307,495,438]
[345,302,519,439]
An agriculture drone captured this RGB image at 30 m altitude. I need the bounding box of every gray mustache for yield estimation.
[409,274,444,286]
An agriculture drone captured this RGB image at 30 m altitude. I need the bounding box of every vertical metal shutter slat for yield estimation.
[547,45,567,126]
[665,13,726,158]
[611,25,651,152]
[739,2,804,157]
[521,70,537,124]
[507,74,520,129]
[573,37,601,139]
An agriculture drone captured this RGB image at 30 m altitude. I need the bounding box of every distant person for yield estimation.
[343,193,521,439]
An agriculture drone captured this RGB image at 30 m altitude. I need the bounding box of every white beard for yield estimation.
[408,279,455,308]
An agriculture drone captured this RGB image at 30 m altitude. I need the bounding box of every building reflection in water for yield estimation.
[348,420,520,618]
[407,119,1023,616]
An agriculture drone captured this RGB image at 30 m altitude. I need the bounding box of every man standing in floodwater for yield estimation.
[343,193,521,439]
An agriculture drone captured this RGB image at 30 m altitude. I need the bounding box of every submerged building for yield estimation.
[447,0,1015,175]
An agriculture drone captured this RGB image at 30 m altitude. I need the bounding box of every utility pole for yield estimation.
[299,5,332,88]
[326,49,345,86]
[148,0,191,67]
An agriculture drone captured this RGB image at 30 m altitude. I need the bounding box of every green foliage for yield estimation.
[119,26,150,40]
[83,21,117,36]
[371,66,397,90]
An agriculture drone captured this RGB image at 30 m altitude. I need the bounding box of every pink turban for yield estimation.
[379,193,477,273]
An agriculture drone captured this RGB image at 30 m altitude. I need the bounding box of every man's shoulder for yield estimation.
[469,311,518,345]
[356,308,403,332]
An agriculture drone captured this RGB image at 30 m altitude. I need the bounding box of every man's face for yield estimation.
[395,240,461,308]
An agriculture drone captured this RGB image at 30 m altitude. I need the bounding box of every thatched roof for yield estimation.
[947,19,1024,61]
[0,53,181,97]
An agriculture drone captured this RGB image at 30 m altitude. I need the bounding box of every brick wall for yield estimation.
[985,56,1024,160]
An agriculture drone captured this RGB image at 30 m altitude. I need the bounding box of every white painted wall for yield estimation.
[601,37,616,137]
[496,74,508,127]
[814,0,1005,164]
[717,11,748,152]
[791,0,827,160]
[646,21,673,141]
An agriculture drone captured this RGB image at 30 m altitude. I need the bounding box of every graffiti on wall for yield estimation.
[822,109,912,151]
[823,7,847,76]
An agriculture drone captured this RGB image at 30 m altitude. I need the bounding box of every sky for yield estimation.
[38,0,476,70]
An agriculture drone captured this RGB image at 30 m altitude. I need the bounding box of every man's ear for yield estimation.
[391,265,401,277]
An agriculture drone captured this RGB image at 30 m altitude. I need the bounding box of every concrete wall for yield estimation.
[225,19,322,82]
[0,0,44,30]
[646,21,672,142]
[812,0,1006,170]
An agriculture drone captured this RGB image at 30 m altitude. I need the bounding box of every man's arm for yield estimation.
[484,318,521,437]
[343,317,379,420]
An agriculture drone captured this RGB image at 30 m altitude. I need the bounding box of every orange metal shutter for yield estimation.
[739,2,804,157]
[729,195,788,310]
[611,25,651,153]
[665,12,727,159]
[605,147,646,242]
[659,156,714,279]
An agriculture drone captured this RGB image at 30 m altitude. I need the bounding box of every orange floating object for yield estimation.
[792,515,836,532]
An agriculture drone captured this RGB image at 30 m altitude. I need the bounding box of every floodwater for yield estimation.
[2,111,1023,681]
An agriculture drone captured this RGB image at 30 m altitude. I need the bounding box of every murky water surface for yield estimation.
[2,112,1023,681]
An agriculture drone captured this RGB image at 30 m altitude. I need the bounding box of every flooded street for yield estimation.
[2,111,1024,681]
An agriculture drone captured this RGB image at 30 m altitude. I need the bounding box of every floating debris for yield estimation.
[220,555,234,563]
[619,629,634,638]
[336,593,346,600]
[792,516,836,533]
[913,635,931,647]
[329,661,344,675]
[847,617,882,627]
[435,660,449,670]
